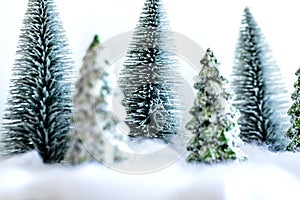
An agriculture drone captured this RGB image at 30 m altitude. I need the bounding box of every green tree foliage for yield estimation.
[186,49,247,164]
[286,68,300,151]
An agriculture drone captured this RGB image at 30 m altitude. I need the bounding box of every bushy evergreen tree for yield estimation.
[118,0,181,140]
[286,68,300,151]
[186,49,247,164]
[65,35,126,165]
[1,0,73,163]
[232,7,289,151]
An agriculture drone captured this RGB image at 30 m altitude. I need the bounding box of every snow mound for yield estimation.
[0,145,300,199]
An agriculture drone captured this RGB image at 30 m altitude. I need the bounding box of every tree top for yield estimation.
[88,35,100,51]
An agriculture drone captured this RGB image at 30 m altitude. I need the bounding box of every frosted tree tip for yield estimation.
[200,48,219,68]
[88,35,101,51]
[244,6,250,13]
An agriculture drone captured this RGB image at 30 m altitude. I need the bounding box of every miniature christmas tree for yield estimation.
[286,68,300,151]
[65,35,126,165]
[1,0,73,163]
[118,0,182,141]
[186,49,247,164]
[232,7,289,151]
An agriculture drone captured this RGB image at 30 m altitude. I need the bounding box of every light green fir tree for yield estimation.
[186,49,247,164]
[64,35,126,165]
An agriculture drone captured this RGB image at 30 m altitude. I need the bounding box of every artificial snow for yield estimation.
[1,143,300,200]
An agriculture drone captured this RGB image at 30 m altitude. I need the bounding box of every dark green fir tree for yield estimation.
[186,49,247,164]
[232,7,290,151]
[286,68,300,151]
[1,0,73,163]
[118,0,182,141]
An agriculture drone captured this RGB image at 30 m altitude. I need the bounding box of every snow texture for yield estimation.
[231,7,290,151]
[1,144,300,200]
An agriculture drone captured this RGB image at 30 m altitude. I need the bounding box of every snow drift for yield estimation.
[0,143,300,200]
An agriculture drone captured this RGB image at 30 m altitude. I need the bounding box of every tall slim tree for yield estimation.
[186,49,247,164]
[65,35,126,165]
[1,0,73,163]
[232,7,289,151]
[286,68,300,151]
[118,0,182,140]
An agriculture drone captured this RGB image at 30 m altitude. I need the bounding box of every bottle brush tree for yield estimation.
[231,7,290,151]
[186,49,247,164]
[286,68,300,151]
[118,0,182,141]
[65,35,126,165]
[1,0,74,163]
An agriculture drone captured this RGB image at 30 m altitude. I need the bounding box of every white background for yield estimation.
[1,0,300,120]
